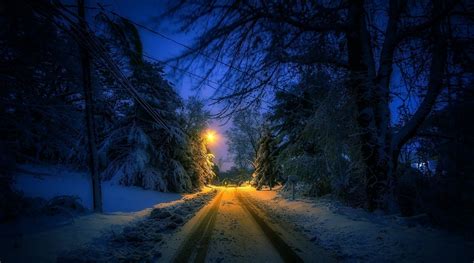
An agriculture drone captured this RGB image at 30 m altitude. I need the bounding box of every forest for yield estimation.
[1,0,473,262]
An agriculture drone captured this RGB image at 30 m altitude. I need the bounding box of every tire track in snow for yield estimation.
[173,190,224,262]
[236,191,304,263]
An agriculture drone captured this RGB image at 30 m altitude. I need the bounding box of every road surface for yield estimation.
[160,186,335,262]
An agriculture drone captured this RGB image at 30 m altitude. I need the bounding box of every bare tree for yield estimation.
[226,109,264,170]
[165,0,472,210]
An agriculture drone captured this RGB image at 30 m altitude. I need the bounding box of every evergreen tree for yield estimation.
[403,82,474,225]
[99,61,191,192]
[252,128,278,190]
[95,13,201,193]
[180,97,216,188]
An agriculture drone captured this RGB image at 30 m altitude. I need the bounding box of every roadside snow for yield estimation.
[251,190,474,262]
[59,189,218,262]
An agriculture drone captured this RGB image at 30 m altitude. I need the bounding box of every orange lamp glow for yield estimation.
[204,129,218,145]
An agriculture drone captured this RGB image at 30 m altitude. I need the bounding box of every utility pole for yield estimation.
[78,0,102,212]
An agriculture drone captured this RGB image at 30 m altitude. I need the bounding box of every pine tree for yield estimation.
[180,98,216,188]
[252,128,278,190]
[99,61,191,192]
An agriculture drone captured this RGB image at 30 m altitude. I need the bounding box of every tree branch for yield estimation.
[392,20,447,152]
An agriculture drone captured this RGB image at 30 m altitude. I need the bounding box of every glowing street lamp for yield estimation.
[204,129,218,145]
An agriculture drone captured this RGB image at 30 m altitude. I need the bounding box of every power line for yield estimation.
[102,7,320,108]
[37,2,308,121]
[108,10,238,70]
[69,3,331,112]
[94,4,259,103]
[142,53,220,90]
[32,1,174,134]
[140,54,275,108]
[33,1,238,123]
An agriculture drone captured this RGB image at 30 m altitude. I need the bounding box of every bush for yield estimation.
[42,195,87,216]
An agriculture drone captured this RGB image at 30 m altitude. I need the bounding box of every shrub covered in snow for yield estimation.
[42,195,87,216]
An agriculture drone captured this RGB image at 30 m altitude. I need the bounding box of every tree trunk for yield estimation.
[374,0,403,212]
[78,0,102,213]
[346,0,388,211]
[346,0,447,212]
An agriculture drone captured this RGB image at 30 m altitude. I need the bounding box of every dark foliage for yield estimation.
[0,1,217,220]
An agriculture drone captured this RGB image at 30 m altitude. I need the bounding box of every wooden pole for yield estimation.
[78,0,102,212]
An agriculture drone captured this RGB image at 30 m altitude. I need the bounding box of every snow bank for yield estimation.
[250,189,474,262]
[14,164,182,212]
[58,189,218,262]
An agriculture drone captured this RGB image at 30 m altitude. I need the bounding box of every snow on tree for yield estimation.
[271,71,366,205]
[99,61,191,192]
[180,97,216,188]
[252,128,278,190]
[94,15,218,193]
[185,138,216,187]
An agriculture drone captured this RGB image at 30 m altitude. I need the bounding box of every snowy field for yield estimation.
[251,189,474,262]
[0,164,185,262]
[14,164,182,212]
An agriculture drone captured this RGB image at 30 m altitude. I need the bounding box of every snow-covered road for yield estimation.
[161,186,474,262]
[161,186,335,262]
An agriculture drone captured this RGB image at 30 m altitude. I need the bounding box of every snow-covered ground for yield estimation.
[250,189,474,262]
[0,164,186,262]
[14,164,182,212]
[0,212,145,262]
[4,167,473,262]
[59,188,218,262]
